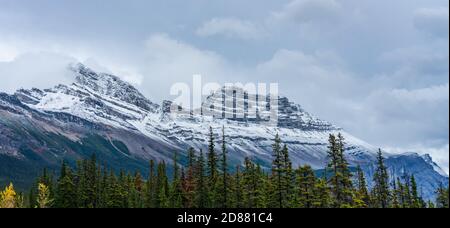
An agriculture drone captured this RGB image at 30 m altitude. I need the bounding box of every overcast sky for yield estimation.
[0,0,448,173]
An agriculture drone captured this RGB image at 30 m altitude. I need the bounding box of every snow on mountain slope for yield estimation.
[11,63,383,169]
[1,63,447,198]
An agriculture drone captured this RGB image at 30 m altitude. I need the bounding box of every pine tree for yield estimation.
[327,134,354,207]
[118,171,130,208]
[84,154,99,208]
[145,160,157,208]
[410,175,421,208]
[55,161,77,208]
[15,192,25,208]
[401,174,413,207]
[336,133,354,207]
[180,168,189,208]
[196,150,207,208]
[354,166,370,208]
[37,183,53,208]
[75,155,99,208]
[396,177,407,208]
[295,165,317,208]
[372,150,390,208]
[188,147,196,169]
[155,162,169,208]
[242,157,264,208]
[169,153,183,208]
[327,134,340,206]
[271,133,286,208]
[282,145,294,207]
[220,126,230,208]
[254,164,269,208]
[207,127,218,179]
[391,179,400,208]
[98,167,109,208]
[75,160,87,207]
[183,149,197,208]
[106,170,123,208]
[129,171,144,208]
[37,168,55,204]
[207,126,219,207]
[28,185,37,209]
[233,165,244,208]
[313,178,332,208]
[436,183,449,208]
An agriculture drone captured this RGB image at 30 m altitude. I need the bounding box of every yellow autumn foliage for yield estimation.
[37,183,53,208]
[0,183,17,208]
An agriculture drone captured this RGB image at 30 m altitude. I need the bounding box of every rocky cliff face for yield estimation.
[0,63,447,199]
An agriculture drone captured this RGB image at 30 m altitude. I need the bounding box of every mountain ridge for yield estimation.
[0,63,447,199]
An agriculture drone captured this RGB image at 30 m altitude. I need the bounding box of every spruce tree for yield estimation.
[355,166,370,208]
[130,171,144,208]
[271,133,286,208]
[86,154,99,208]
[410,175,421,208]
[145,160,156,208]
[397,177,407,208]
[37,168,55,205]
[254,164,268,208]
[391,179,400,208]
[106,170,122,208]
[313,178,332,208]
[336,133,354,207]
[98,167,109,208]
[188,147,196,169]
[183,150,197,208]
[55,161,77,208]
[179,168,189,208]
[327,134,340,206]
[169,153,183,208]
[282,145,294,207]
[220,126,229,208]
[327,134,354,207]
[233,165,244,208]
[242,157,265,208]
[207,126,219,207]
[295,165,317,208]
[196,150,207,208]
[28,186,37,209]
[436,183,449,208]
[372,150,390,208]
[401,174,412,207]
[156,162,169,208]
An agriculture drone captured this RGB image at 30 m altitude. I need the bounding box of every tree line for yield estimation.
[0,127,449,208]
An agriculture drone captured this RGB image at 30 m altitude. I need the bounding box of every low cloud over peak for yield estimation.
[0,0,448,173]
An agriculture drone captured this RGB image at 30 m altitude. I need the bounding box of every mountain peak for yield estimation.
[180,86,340,131]
[68,63,158,112]
[1,63,447,201]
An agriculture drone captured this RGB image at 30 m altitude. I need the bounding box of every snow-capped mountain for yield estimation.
[0,63,447,199]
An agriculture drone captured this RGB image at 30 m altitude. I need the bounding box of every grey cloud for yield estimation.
[365,84,448,144]
[414,7,449,38]
[0,52,76,93]
[0,0,448,171]
[196,18,267,40]
[269,0,343,25]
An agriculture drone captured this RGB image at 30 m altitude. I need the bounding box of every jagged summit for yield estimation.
[0,63,447,199]
[69,63,158,112]
[164,86,340,131]
[7,64,372,166]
